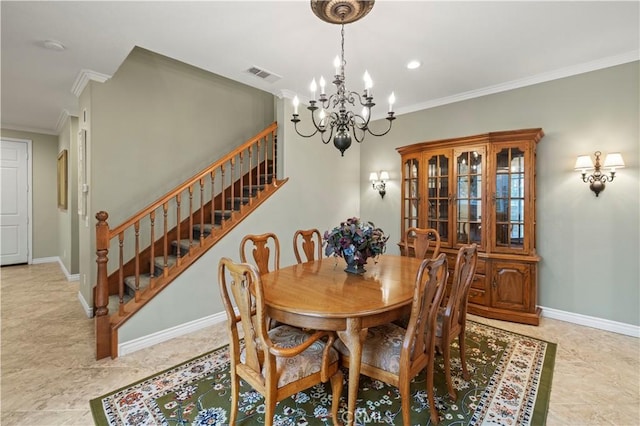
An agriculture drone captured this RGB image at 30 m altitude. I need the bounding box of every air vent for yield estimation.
[245,66,282,83]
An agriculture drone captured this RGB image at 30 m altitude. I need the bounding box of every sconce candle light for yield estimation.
[370,171,389,198]
[574,151,624,197]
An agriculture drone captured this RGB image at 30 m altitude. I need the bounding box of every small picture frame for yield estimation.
[57,149,68,210]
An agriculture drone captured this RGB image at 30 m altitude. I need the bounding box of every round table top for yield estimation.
[261,254,424,319]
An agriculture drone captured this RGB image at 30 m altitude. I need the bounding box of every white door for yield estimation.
[1,139,30,265]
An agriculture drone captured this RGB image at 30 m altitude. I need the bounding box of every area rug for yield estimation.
[90,321,556,425]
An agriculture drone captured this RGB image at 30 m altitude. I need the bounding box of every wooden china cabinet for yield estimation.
[397,128,544,325]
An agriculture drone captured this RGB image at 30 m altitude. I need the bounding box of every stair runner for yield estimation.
[106,179,272,313]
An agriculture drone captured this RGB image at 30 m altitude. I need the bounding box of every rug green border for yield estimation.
[90,321,557,426]
[532,337,557,425]
[470,320,558,426]
[90,345,225,426]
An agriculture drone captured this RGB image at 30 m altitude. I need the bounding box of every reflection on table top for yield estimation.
[261,254,424,319]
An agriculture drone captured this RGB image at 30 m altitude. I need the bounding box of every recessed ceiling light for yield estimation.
[41,40,66,51]
[406,60,421,70]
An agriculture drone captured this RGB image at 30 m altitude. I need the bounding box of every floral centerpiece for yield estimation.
[323,217,389,274]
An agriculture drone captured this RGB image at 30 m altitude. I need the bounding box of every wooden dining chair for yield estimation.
[293,228,323,264]
[436,243,478,401]
[218,257,343,426]
[335,253,448,425]
[239,232,280,275]
[403,227,441,260]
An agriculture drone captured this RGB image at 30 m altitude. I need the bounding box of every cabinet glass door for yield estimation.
[402,157,420,238]
[494,147,525,251]
[454,148,484,246]
[426,152,450,243]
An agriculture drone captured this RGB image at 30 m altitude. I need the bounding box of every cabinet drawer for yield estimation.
[468,288,487,305]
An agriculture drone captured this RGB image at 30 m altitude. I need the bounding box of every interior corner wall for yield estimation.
[78,47,275,309]
[361,61,640,326]
[0,128,59,260]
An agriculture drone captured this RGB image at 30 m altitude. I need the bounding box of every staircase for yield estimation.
[94,122,288,360]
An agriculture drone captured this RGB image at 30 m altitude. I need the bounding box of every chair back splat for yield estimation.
[240,232,280,275]
[293,228,323,264]
[218,257,343,426]
[404,227,441,259]
[335,253,448,425]
[437,243,479,400]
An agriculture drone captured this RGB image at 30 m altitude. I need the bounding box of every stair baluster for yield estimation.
[93,123,286,359]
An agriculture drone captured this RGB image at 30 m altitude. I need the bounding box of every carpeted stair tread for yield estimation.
[192,223,220,234]
[171,239,201,252]
[107,293,132,313]
[154,255,177,273]
[124,273,154,293]
[226,197,251,210]
[242,185,265,197]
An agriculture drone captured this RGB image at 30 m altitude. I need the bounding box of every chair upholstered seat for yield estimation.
[242,325,340,388]
[335,323,405,375]
[218,257,343,426]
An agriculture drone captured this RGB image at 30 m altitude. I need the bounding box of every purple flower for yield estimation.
[323,217,389,264]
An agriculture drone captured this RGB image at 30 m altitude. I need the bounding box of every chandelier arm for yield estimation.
[352,125,366,144]
[319,123,335,145]
[363,118,395,137]
[291,116,320,138]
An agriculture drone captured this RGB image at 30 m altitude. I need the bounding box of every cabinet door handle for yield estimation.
[492,278,497,289]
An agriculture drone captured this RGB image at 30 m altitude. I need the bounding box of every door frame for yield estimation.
[0,137,33,264]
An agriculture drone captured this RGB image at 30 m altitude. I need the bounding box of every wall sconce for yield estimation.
[574,151,625,197]
[369,171,389,199]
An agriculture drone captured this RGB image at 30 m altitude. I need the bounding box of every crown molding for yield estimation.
[0,122,59,136]
[54,109,79,134]
[395,51,640,118]
[71,69,112,98]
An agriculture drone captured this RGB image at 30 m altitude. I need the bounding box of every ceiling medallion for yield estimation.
[310,0,375,24]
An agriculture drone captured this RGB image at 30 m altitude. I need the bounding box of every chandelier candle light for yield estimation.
[292,0,396,156]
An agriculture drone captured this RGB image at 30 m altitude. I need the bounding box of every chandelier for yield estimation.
[291,0,396,156]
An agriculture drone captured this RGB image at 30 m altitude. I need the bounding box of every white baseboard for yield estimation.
[114,305,638,357]
[540,306,639,338]
[32,256,80,281]
[118,311,229,357]
[78,291,93,318]
[31,256,59,264]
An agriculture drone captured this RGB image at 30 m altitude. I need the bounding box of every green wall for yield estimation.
[361,61,640,326]
[77,47,276,307]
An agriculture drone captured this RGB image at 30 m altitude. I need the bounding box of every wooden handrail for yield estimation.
[109,122,277,237]
[94,122,280,360]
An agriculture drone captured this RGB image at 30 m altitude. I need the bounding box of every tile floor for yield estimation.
[1,262,638,425]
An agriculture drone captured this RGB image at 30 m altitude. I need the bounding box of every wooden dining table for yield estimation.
[260,254,424,425]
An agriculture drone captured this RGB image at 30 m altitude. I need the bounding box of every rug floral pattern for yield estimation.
[91,321,555,426]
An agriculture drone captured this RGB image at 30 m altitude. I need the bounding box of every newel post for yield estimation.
[95,211,112,359]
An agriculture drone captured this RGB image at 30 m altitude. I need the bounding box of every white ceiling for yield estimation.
[1,1,638,135]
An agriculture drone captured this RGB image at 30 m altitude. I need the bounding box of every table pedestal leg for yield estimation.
[337,318,367,426]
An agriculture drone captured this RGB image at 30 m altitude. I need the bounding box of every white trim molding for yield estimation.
[71,69,111,97]
[118,312,229,357]
[395,51,640,119]
[541,306,639,338]
[32,256,79,282]
[78,291,93,318]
